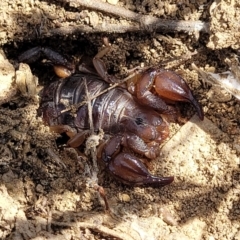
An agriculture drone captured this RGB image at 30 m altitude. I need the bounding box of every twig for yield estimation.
[49,21,208,37]
[68,0,142,21]
[66,0,209,33]
[47,208,52,232]
[51,220,135,240]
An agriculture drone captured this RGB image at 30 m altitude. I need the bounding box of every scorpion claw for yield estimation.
[108,153,174,187]
[154,69,204,120]
[142,176,174,187]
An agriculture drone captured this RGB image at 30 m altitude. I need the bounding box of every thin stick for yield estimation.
[49,22,208,37]
[68,0,142,21]
[51,220,134,240]
[66,0,209,33]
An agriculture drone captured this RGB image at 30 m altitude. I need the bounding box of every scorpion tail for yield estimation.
[108,152,174,187]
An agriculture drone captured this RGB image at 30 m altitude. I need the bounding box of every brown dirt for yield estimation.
[0,0,240,239]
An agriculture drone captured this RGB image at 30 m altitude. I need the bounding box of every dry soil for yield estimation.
[0,0,240,240]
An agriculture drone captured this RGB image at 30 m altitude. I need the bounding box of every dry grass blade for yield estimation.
[83,77,98,172]
[82,78,111,210]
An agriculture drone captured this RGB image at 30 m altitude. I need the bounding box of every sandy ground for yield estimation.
[0,0,240,239]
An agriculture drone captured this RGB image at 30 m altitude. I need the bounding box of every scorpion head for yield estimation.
[123,107,169,144]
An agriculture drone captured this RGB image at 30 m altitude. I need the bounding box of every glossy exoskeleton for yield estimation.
[19,42,203,187]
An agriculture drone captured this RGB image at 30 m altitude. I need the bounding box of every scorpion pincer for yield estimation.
[19,41,203,188]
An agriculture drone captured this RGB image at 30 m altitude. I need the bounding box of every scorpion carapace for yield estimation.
[19,41,203,187]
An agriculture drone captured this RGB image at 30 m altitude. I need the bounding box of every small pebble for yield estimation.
[119,193,131,202]
[89,12,99,27]
[36,184,44,193]
[159,207,178,226]
[107,0,119,5]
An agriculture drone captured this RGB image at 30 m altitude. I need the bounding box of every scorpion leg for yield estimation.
[49,125,89,148]
[92,56,110,83]
[92,38,119,84]
[67,131,90,148]
[124,134,161,159]
[19,47,75,78]
[102,134,160,161]
[101,134,173,187]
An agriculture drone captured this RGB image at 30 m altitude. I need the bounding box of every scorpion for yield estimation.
[19,39,204,188]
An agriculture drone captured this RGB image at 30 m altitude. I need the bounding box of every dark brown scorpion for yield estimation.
[19,41,204,188]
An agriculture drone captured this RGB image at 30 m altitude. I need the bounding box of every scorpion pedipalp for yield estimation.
[154,69,204,120]
[108,152,174,187]
[127,68,204,121]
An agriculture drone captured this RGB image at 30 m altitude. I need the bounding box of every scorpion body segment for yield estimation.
[39,74,168,143]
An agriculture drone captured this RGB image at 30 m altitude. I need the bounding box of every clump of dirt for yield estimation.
[0,0,240,239]
[207,0,240,49]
